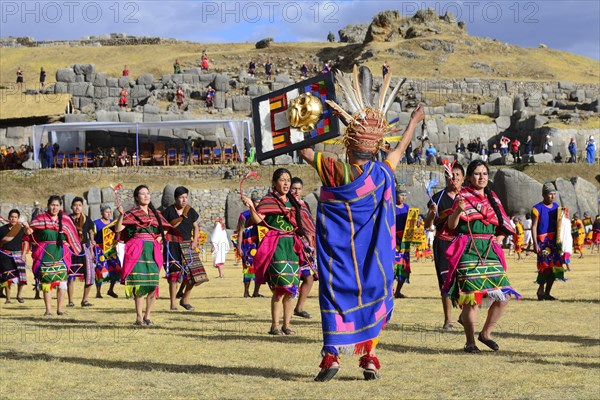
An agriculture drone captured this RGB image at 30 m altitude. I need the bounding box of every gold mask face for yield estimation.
[287,93,323,132]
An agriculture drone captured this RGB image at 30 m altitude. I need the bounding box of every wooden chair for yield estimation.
[212,146,222,164]
[167,148,178,166]
[65,152,76,168]
[223,145,233,163]
[54,152,66,168]
[75,151,86,167]
[201,147,212,164]
[85,150,95,167]
[152,142,166,166]
[139,143,153,166]
[192,148,201,165]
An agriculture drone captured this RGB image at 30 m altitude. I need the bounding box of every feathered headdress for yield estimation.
[326,65,406,155]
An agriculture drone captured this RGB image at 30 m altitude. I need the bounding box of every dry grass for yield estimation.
[515,163,600,189]
[547,115,600,130]
[444,115,495,125]
[0,249,599,399]
[0,90,70,120]
[363,35,600,83]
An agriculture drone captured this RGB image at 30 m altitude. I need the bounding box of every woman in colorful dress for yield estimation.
[29,195,82,316]
[0,209,31,304]
[532,183,570,301]
[163,186,207,311]
[591,215,600,254]
[582,212,593,246]
[115,185,174,326]
[414,214,432,261]
[571,213,585,258]
[94,205,121,298]
[445,160,520,353]
[241,168,307,336]
[394,185,411,298]
[236,191,263,298]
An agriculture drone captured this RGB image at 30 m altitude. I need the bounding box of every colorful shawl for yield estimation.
[120,206,175,282]
[119,206,176,242]
[316,161,395,353]
[28,212,82,274]
[454,185,515,235]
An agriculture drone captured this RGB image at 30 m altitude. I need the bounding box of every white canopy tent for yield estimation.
[31,119,252,167]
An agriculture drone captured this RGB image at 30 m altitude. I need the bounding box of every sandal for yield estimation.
[281,327,296,336]
[268,328,283,336]
[463,344,481,353]
[134,320,144,327]
[359,355,380,381]
[314,354,340,382]
[170,306,178,311]
[179,300,195,311]
[4,300,11,304]
[57,311,66,316]
[66,302,75,308]
[477,334,499,351]
[16,297,24,304]
[294,310,311,319]
[81,300,93,307]
[442,322,455,330]
[44,311,52,317]
[143,318,154,326]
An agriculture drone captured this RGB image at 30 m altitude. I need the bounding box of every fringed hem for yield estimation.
[41,281,61,293]
[457,287,521,308]
[321,337,380,358]
[124,285,159,298]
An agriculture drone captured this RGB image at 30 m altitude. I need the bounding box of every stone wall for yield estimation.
[0,35,178,48]
[1,166,598,230]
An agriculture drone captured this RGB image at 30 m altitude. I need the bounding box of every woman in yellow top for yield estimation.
[513,217,525,261]
[571,213,585,258]
[582,212,593,246]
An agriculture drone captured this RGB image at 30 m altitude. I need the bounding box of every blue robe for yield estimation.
[317,161,395,352]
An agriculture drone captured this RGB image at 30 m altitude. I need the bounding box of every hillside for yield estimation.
[1,36,598,92]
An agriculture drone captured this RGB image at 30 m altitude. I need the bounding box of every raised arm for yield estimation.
[386,104,425,170]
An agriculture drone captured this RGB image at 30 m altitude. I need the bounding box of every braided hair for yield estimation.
[466,160,507,234]
[47,195,63,247]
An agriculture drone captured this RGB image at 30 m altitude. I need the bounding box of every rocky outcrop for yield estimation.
[364,9,465,44]
[339,24,369,43]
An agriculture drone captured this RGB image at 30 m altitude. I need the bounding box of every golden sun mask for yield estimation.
[287,92,323,132]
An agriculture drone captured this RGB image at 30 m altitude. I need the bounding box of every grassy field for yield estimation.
[0,249,599,399]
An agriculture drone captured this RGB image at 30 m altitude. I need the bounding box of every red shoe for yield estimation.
[314,354,339,382]
[359,355,380,380]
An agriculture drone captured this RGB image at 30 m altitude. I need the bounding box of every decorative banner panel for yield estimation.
[252,72,339,162]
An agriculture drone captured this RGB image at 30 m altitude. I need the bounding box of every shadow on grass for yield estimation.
[494,331,600,347]
[176,332,318,344]
[0,350,307,381]
[518,298,600,304]
[2,315,98,324]
[379,343,600,369]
